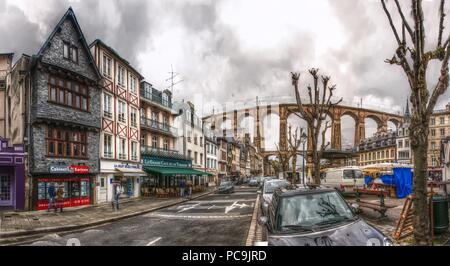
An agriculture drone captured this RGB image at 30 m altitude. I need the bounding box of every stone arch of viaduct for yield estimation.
[202,103,404,153]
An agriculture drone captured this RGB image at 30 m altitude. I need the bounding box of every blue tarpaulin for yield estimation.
[364,168,412,199]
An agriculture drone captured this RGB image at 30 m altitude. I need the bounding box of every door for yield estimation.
[97,176,107,203]
[0,175,12,206]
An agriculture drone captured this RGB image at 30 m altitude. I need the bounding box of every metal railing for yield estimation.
[140,89,172,109]
[141,145,191,161]
[140,116,177,136]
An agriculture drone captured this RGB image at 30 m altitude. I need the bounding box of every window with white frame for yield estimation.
[130,75,137,94]
[103,93,112,118]
[102,55,112,77]
[163,138,169,150]
[118,100,126,123]
[118,138,127,160]
[130,107,137,127]
[118,65,125,86]
[103,134,112,158]
[131,141,138,161]
[152,136,158,149]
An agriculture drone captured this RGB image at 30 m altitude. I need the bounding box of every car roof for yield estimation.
[274,185,336,197]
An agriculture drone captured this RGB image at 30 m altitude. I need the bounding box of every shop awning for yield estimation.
[143,166,213,176]
[115,168,148,177]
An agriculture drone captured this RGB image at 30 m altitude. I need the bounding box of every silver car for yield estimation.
[262,179,290,205]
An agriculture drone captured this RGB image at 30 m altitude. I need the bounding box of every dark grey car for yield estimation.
[217,181,234,194]
[258,186,393,246]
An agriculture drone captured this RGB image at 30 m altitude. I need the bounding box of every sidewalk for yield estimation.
[0,188,215,240]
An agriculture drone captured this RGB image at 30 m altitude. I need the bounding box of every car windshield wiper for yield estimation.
[282,225,315,232]
[313,216,357,228]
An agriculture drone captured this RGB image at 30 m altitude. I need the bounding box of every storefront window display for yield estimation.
[37,177,90,210]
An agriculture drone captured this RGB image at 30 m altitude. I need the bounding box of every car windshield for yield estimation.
[277,191,356,231]
[264,181,289,194]
[220,182,231,187]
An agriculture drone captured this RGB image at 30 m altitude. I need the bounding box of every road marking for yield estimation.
[177,203,200,213]
[146,237,162,246]
[146,213,253,219]
[208,205,215,210]
[190,199,256,203]
[225,201,250,214]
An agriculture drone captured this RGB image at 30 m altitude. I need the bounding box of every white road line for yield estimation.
[146,237,162,246]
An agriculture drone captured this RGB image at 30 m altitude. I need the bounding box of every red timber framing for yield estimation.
[90,41,142,162]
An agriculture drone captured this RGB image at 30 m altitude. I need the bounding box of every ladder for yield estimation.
[393,195,415,240]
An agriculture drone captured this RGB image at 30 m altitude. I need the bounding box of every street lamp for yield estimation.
[300,131,308,185]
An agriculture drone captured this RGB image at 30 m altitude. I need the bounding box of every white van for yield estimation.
[321,167,364,192]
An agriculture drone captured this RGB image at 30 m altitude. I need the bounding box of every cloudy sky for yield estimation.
[1,0,449,149]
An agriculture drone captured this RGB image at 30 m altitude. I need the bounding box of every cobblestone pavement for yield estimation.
[0,188,215,242]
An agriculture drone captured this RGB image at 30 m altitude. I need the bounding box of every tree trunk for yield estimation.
[292,156,297,184]
[311,141,321,185]
[411,122,431,245]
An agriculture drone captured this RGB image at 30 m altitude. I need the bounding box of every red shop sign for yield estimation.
[70,165,90,174]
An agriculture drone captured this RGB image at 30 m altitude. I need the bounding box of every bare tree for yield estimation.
[291,69,342,185]
[287,126,304,185]
[381,0,450,245]
[274,142,290,179]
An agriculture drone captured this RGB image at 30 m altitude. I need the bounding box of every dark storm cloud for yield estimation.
[0,3,41,56]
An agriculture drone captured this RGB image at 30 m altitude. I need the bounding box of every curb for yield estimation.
[0,190,216,241]
[245,192,261,246]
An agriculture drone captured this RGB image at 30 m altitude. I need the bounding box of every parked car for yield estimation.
[217,181,234,194]
[258,186,393,246]
[249,179,259,187]
[261,179,290,207]
[320,167,364,193]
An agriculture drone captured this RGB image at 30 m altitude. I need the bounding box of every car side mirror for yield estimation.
[351,203,359,212]
[258,216,269,226]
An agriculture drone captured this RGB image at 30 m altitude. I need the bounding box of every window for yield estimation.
[431,129,436,137]
[194,134,198,145]
[131,142,138,161]
[130,108,137,127]
[102,55,112,77]
[63,42,78,63]
[200,153,203,165]
[63,43,70,59]
[440,117,445,125]
[391,149,395,158]
[200,137,203,147]
[162,93,169,107]
[104,134,112,158]
[194,152,198,164]
[130,76,137,94]
[118,101,126,123]
[152,137,158,149]
[163,116,169,130]
[440,128,445,136]
[431,118,436,125]
[405,140,410,148]
[103,93,112,118]
[48,76,89,111]
[187,131,191,143]
[46,127,87,158]
[118,65,125,86]
[118,138,127,160]
[431,142,436,150]
[163,138,169,150]
[398,140,403,148]
[188,150,192,160]
[141,134,146,147]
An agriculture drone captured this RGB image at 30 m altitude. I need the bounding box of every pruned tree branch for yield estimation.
[438,0,446,48]
[394,0,414,42]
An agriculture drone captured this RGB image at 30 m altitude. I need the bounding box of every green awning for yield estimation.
[143,166,213,176]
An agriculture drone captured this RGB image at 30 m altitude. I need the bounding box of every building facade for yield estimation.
[0,53,13,138]
[357,131,397,166]
[217,137,229,181]
[173,101,205,172]
[90,39,146,204]
[5,8,102,210]
[396,101,413,164]
[205,135,219,186]
[428,103,450,166]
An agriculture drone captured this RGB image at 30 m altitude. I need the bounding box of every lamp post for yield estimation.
[301,131,308,185]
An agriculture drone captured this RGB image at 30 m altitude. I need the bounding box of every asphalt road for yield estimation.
[23,186,258,246]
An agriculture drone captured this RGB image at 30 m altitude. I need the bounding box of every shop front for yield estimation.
[35,164,93,210]
[0,139,25,210]
[97,161,147,203]
[141,155,212,196]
